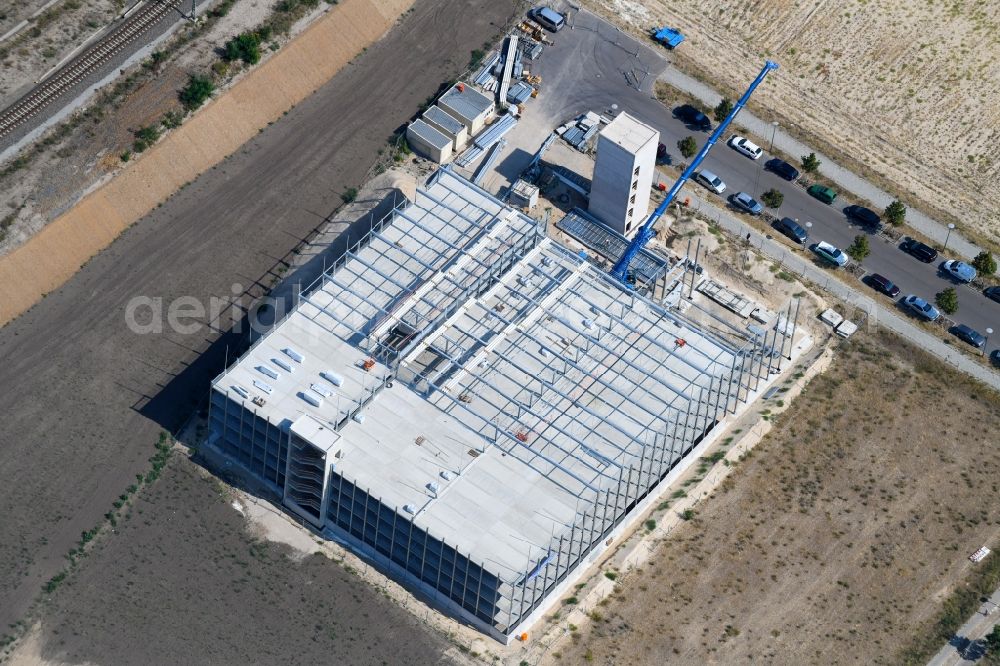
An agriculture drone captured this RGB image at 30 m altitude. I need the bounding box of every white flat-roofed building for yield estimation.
[406,119,453,163]
[208,168,797,643]
[588,112,660,237]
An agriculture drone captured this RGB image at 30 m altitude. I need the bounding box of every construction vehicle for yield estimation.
[610,60,779,284]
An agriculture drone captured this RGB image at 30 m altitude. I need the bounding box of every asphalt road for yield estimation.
[530,8,1000,358]
[0,0,517,631]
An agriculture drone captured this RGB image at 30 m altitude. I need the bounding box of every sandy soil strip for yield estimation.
[0,0,414,326]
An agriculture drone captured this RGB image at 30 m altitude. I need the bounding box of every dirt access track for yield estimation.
[0,0,519,634]
[0,0,414,325]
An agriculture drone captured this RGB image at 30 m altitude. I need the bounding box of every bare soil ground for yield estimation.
[580,0,1000,244]
[9,456,461,666]
[0,0,518,639]
[554,330,1000,665]
[0,0,415,324]
[0,0,324,259]
[0,0,120,108]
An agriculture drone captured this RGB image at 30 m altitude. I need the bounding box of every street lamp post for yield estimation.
[985,328,994,357]
[768,121,779,153]
[944,223,955,252]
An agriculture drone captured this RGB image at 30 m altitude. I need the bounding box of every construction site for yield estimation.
[207,76,813,640]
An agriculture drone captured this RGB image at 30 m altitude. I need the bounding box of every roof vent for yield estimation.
[440,470,455,481]
[403,504,417,514]
[231,385,249,399]
[273,357,294,373]
[284,347,304,363]
[253,379,274,395]
[311,383,333,398]
[301,391,323,408]
[426,481,440,496]
[542,256,552,267]
[352,412,366,424]
[582,318,595,330]
[258,365,279,380]
[539,347,550,358]
[321,371,344,387]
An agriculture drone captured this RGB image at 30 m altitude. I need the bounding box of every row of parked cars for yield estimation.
[671,102,996,357]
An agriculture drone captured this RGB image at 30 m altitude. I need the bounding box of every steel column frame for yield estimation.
[428,383,598,494]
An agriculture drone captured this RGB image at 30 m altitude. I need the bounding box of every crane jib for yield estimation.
[609,60,779,283]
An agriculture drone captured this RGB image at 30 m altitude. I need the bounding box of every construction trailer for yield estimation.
[422,105,469,152]
[406,119,453,164]
[438,83,495,135]
[207,169,799,643]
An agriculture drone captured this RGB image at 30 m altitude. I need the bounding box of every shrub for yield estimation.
[847,234,870,261]
[935,287,959,315]
[761,188,784,208]
[713,98,733,122]
[179,74,215,111]
[341,187,358,204]
[972,250,997,276]
[161,110,183,129]
[884,199,906,226]
[224,31,262,65]
[801,151,821,173]
[134,124,160,143]
[681,509,695,520]
[677,136,697,158]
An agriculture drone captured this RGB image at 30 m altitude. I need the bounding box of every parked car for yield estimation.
[941,259,977,283]
[984,286,1000,304]
[950,324,986,348]
[807,184,838,204]
[766,158,799,181]
[529,6,566,32]
[695,169,726,194]
[813,240,848,267]
[844,205,882,229]
[902,295,940,321]
[775,217,808,244]
[728,135,763,160]
[673,104,711,131]
[866,273,900,297]
[731,191,763,215]
[991,349,1000,366]
[656,142,668,163]
[900,238,938,263]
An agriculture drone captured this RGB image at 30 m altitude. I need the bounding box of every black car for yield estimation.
[866,273,900,297]
[775,217,808,244]
[765,158,799,181]
[674,104,712,131]
[900,238,938,263]
[844,205,882,229]
[985,286,1000,304]
[950,324,987,348]
[991,349,1000,366]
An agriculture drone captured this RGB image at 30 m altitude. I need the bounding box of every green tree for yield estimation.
[935,287,959,315]
[677,136,697,159]
[972,250,997,276]
[985,624,1000,658]
[801,152,821,174]
[179,74,215,111]
[847,234,870,262]
[713,98,733,122]
[884,199,906,226]
[761,188,784,208]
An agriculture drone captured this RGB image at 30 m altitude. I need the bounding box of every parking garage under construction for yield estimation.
[207,168,802,642]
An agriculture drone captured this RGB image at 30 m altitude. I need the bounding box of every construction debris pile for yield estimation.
[557,111,610,153]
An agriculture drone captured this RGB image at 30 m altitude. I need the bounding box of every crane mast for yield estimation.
[609,60,779,283]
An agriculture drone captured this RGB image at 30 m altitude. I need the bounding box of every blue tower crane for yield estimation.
[610,60,779,284]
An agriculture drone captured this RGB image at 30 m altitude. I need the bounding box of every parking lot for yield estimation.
[474,6,1000,360]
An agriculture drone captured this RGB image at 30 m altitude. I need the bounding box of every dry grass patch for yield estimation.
[555,330,1000,665]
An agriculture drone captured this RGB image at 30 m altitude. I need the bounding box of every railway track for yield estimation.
[0,0,181,141]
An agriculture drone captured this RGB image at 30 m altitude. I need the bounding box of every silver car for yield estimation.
[695,169,726,194]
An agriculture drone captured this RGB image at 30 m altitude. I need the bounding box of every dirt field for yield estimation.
[0,0,519,638]
[7,455,462,665]
[580,0,1000,245]
[553,330,1000,665]
[0,0,414,323]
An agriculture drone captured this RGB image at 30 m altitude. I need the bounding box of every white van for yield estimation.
[531,7,566,32]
